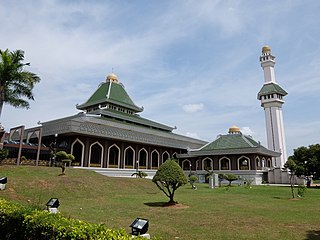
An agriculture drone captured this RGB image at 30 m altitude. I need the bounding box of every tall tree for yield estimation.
[289,144,320,179]
[0,49,41,118]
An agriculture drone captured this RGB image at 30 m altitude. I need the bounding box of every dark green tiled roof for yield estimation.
[201,134,258,151]
[77,80,143,112]
[179,133,280,157]
[99,109,174,132]
[258,82,287,99]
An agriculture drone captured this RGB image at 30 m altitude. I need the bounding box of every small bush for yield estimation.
[297,185,307,198]
[0,198,149,240]
[0,148,8,163]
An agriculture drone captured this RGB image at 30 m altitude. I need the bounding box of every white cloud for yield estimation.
[182,103,204,113]
[241,127,254,137]
[0,0,319,157]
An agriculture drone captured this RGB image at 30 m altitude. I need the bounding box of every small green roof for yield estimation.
[179,133,280,157]
[201,134,260,150]
[258,82,287,100]
[77,80,143,112]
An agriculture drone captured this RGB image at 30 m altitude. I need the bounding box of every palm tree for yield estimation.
[0,49,41,118]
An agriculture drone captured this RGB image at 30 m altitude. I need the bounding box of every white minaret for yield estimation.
[258,45,288,168]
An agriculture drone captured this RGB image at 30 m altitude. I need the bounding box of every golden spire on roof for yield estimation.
[228,125,241,134]
[106,72,118,83]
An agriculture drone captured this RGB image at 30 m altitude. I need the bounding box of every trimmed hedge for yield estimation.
[0,198,149,239]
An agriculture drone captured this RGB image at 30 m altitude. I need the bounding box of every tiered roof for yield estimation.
[38,73,206,150]
[77,77,143,112]
[257,82,287,100]
[178,126,280,157]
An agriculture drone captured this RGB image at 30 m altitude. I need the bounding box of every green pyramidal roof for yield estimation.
[201,134,260,151]
[179,132,280,157]
[77,80,143,112]
[258,82,287,100]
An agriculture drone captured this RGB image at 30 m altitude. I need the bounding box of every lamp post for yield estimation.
[136,160,139,178]
[50,134,58,167]
[189,163,192,176]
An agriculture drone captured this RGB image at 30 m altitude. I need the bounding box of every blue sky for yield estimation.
[1,0,319,156]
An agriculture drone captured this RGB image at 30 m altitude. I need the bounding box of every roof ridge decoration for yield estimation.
[241,134,255,147]
[106,79,112,99]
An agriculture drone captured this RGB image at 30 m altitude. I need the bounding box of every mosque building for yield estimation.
[4,46,289,184]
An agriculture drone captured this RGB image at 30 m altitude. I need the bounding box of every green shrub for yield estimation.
[0,148,8,163]
[297,184,307,198]
[0,198,149,240]
[224,174,238,186]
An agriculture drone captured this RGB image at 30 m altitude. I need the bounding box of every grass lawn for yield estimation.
[1,165,320,240]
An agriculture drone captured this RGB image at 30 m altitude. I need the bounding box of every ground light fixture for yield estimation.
[0,177,7,190]
[130,218,149,238]
[46,198,60,214]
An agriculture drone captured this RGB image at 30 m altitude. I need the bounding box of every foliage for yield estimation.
[284,158,299,198]
[223,174,238,186]
[288,144,320,179]
[0,148,8,163]
[0,198,147,240]
[240,177,254,188]
[0,49,41,118]
[131,170,148,178]
[218,173,226,187]
[152,158,188,203]
[56,151,74,174]
[189,175,198,189]
[205,169,214,180]
[2,166,320,239]
[56,151,68,160]
[297,185,307,198]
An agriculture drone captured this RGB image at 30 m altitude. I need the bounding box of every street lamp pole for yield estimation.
[136,160,139,178]
[52,133,58,167]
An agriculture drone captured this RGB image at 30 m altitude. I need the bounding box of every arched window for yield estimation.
[196,160,200,171]
[172,152,177,159]
[162,151,170,164]
[182,159,191,171]
[124,146,135,169]
[89,141,104,168]
[238,156,250,170]
[138,148,148,169]
[202,157,213,170]
[151,150,159,169]
[71,139,85,166]
[267,158,272,168]
[219,157,230,170]
[256,157,261,170]
[108,144,120,168]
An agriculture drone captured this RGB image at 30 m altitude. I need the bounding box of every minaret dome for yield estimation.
[262,45,271,54]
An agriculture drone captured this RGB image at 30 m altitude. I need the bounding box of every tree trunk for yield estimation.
[168,195,175,204]
[290,174,295,198]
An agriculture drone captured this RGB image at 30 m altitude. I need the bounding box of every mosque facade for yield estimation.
[4,46,288,184]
